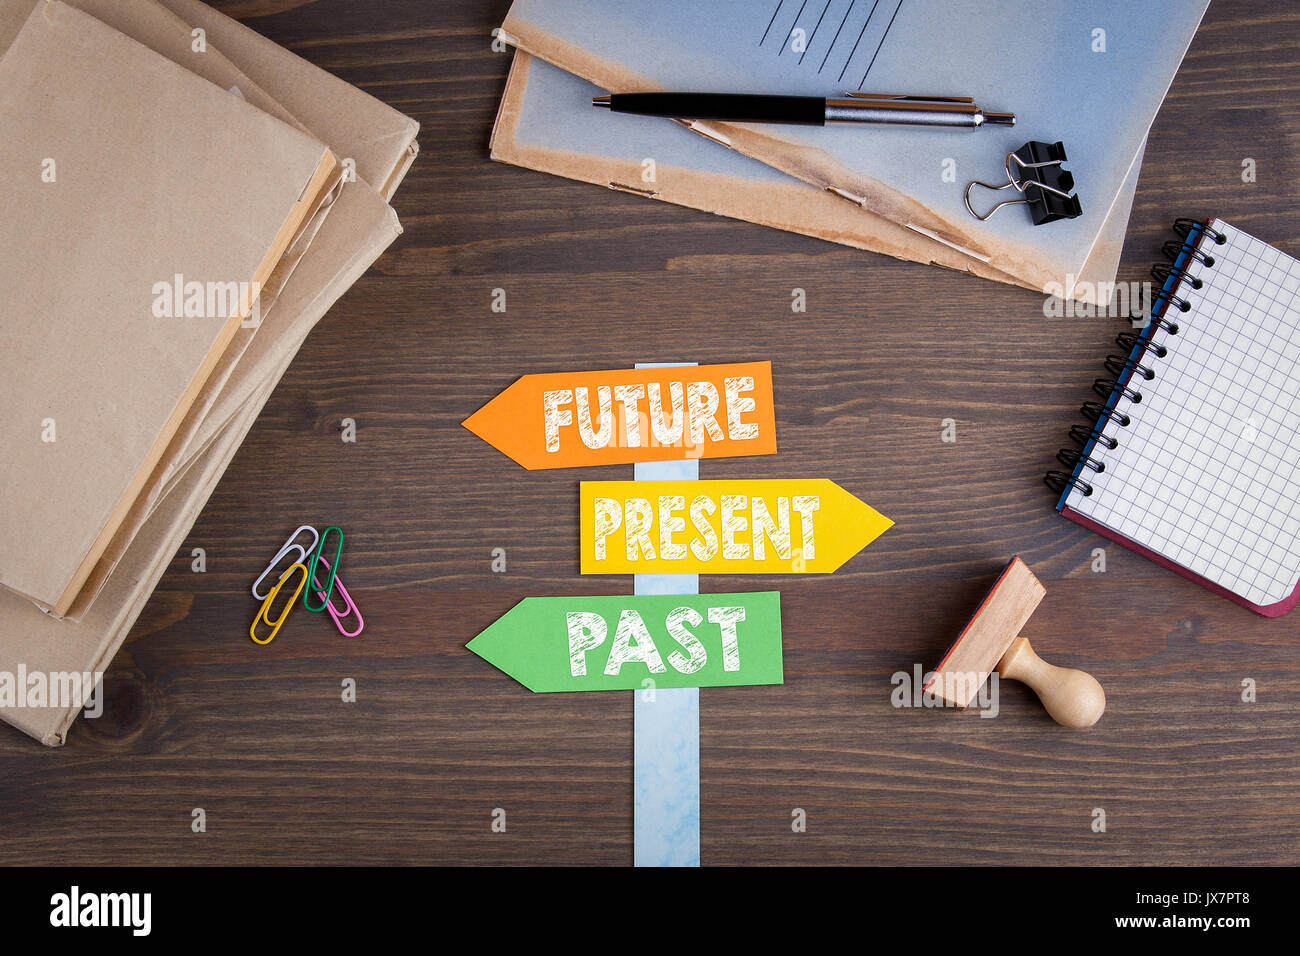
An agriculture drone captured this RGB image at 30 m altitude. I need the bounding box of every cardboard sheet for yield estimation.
[0,183,400,747]
[157,0,420,200]
[0,0,301,130]
[0,0,409,745]
[48,0,352,621]
[0,0,337,615]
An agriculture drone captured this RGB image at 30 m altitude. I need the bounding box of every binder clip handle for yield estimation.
[964,140,1082,225]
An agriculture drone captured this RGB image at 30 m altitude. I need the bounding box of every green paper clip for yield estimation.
[304,525,343,612]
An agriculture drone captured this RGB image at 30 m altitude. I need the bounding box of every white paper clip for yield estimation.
[251,525,320,600]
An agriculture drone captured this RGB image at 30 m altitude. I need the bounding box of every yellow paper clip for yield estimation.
[250,562,309,645]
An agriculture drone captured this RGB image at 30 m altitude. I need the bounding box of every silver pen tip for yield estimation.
[592,95,611,108]
[983,111,1016,127]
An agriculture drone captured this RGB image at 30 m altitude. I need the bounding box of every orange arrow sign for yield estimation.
[463,361,777,469]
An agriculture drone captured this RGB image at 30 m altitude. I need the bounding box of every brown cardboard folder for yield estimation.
[0,0,414,745]
[0,1,339,617]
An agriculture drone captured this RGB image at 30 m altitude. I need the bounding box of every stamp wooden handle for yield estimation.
[996,637,1106,728]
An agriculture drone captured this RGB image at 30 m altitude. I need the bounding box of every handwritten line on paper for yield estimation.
[857,0,904,89]
[799,0,834,64]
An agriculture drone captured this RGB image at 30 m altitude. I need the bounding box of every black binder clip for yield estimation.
[964,141,1082,224]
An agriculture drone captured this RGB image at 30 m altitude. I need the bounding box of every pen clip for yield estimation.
[842,92,975,104]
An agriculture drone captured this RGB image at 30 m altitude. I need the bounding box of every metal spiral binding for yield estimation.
[1045,219,1221,498]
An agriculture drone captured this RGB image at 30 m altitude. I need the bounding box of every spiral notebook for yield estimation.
[1049,218,1300,616]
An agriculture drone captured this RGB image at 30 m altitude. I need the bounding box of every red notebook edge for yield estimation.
[1061,506,1300,617]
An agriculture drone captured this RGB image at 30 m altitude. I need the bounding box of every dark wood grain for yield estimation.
[1,0,1297,866]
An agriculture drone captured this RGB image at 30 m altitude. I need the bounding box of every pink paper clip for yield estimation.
[310,555,363,637]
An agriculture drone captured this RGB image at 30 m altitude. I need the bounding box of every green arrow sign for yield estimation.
[467,592,783,692]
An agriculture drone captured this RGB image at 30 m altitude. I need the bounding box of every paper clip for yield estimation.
[310,555,363,637]
[303,525,343,612]
[252,525,320,600]
[250,563,309,645]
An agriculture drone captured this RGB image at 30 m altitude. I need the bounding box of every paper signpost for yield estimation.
[580,479,892,574]
[466,592,783,692]
[462,361,776,469]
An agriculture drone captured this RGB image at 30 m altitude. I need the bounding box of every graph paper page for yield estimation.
[1067,219,1300,607]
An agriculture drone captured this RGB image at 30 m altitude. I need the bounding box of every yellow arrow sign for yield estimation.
[580,479,892,575]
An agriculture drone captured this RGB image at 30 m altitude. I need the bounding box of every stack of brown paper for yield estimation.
[491,51,1143,302]
[0,0,339,617]
[494,2,1206,300]
[0,0,418,745]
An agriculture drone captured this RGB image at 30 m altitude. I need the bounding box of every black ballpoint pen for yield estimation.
[592,91,1015,130]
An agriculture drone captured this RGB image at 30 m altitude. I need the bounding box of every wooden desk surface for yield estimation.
[2,0,1297,866]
